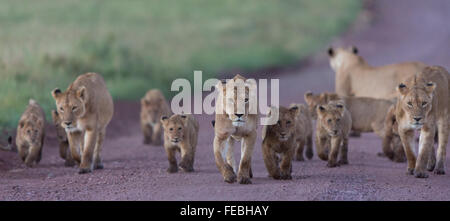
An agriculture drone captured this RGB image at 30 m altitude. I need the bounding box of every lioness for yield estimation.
[52,72,114,174]
[161,114,199,173]
[316,101,352,167]
[395,66,449,178]
[328,46,426,99]
[0,136,12,151]
[288,103,313,161]
[51,110,76,167]
[141,89,172,145]
[16,99,46,167]
[262,106,299,180]
[213,74,257,184]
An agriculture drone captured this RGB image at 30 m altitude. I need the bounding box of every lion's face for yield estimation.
[304,92,340,119]
[397,81,435,129]
[328,46,359,72]
[161,115,188,144]
[51,110,68,142]
[51,87,87,131]
[141,96,164,125]
[271,106,298,142]
[317,101,346,137]
[19,118,43,145]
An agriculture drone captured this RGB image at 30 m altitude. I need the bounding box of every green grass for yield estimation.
[0,0,361,129]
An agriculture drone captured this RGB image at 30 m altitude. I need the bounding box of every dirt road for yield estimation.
[1,0,450,200]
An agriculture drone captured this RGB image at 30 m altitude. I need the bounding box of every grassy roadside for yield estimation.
[0,0,361,129]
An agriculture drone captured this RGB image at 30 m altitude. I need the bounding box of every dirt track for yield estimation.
[1,0,450,200]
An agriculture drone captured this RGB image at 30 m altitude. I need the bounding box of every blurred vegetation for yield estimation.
[0,0,361,129]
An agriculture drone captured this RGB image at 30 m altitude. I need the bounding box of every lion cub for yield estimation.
[161,114,199,173]
[316,100,352,167]
[289,103,313,161]
[262,106,299,180]
[16,99,46,167]
[51,110,76,167]
[141,89,172,145]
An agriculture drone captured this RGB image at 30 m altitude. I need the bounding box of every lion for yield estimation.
[51,110,77,167]
[328,46,426,99]
[140,89,172,145]
[395,66,449,178]
[288,103,313,161]
[315,100,352,167]
[161,114,199,173]
[261,106,299,180]
[16,99,46,167]
[213,74,258,184]
[51,72,114,174]
[305,91,405,160]
[0,136,12,151]
[381,105,406,162]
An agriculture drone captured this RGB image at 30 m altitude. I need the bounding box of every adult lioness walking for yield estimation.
[395,66,448,178]
[51,72,114,174]
[213,74,257,184]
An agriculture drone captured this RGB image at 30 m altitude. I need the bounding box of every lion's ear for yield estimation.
[51,88,62,99]
[180,115,189,126]
[335,102,345,117]
[76,86,88,103]
[289,105,300,117]
[304,91,314,104]
[19,120,25,129]
[351,46,358,54]
[317,105,326,117]
[397,83,408,97]
[328,47,334,57]
[160,116,169,127]
[425,81,436,96]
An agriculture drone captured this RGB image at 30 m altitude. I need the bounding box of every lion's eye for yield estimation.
[336,118,341,122]
[327,119,332,123]
[422,102,427,107]
[407,102,413,107]
[72,106,77,111]
[59,107,64,112]
[27,130,31,133]
[169,128,173,131]
[286,120,291,125]
[178,127,182,131]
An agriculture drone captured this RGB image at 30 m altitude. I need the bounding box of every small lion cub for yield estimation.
[161,114,199,173]
[262,106,299,180]
[289,103,314,161]
[141,89,172,145]
[51,110,76,167]
[16,99,46,167]
[315,100,352,167]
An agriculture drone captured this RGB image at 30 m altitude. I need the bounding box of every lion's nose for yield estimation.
[235,114,243,118]
[414,117,422,122]
[64,121,72,126]
[280,132,287,137]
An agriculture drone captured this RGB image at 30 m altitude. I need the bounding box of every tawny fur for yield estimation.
[161,114,199,173]
[288,103,313,161]
[213,74,257,184]
[16,99,46,167]
[262,106,299,180]
[328,46,426,99]
[51,72,114,174]
[395,66,449,178]
[51,110,79,167]
[381,105,406,162]
[315,100,352,167]
[140,89,172,146]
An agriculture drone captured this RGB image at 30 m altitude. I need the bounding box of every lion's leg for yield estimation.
[226,138,237,173]
[338,137,349,165]
[316,135,329,161]
[62,142,75,167]
[392,136,406,162]
[165,146,178,173]
[142,123,152,145]
[152,123,163,146]
[381,129,395,160]
[179,143,194,172]
[305,134,313,160]
[435,119,448,175]
[280,146,294,180]
[68,131,82,164]
[17,143,28,162]
[294,139,305,161]
[427,143,436,172]
[327,136,341,167]
[59,141,67,159]
[415,126,435,178]
[79,129,98,174]
[399,129,416,175]
[262,142,281,179]
[237,131,256,184]
[36,135,44,163]
[24,145,41,167]
[93,128,106,170]
[214,135,236,183]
